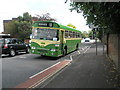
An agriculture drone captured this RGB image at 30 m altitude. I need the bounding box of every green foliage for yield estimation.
[69,2,120,34]
[23,12,33,23]
[88,30,93,38]
[81,31,88,38]
[16,21,32,39]
[15,12,32,40]
[17,12,32,39]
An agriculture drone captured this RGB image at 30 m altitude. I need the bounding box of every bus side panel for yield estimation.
[65,39,81,53]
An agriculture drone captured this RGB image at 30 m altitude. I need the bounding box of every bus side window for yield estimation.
[65,30,69,38]
[69,31,73,38]
[78,33,80,38]
[77,33,79,38]
[79,33,82,38]
[73,32,76,38]
[75,32,77,38]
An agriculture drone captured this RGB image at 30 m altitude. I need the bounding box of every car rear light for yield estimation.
[4,44,8,48]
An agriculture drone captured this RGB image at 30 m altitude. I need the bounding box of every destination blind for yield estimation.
[38,22,53,27]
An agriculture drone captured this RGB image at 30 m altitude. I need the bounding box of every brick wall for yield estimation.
[108,34,119,68]
[102,34,120,69]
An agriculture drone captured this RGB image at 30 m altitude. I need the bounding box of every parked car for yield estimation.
[1,38,30,57]
[84,38,90,42]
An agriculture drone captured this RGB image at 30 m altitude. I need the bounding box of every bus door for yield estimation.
[60,30,64,51]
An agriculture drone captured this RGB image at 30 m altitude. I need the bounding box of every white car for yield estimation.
[84,38,90,42]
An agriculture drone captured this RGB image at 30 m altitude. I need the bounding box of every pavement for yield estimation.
[38,42,118,88]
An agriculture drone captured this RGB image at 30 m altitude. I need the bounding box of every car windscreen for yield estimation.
[32,28,59,41]
[4,38,12,44]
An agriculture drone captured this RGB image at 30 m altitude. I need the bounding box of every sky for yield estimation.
[0,0,90,33]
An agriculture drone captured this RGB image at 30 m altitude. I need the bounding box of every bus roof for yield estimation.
[33,21,81,33]
[59,24,81,33]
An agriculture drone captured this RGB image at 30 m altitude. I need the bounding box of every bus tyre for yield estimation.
[63,48,67,56]
[9,49,16,57]
[76,44,79,50]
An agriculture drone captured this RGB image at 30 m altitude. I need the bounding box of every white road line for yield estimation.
[29,62,61,79]
[78,51,81,54]
[83,46,91,54]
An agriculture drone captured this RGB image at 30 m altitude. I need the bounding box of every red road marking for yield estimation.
[14,60,71,88]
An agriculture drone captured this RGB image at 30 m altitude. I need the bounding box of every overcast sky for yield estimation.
[0,0,90,33]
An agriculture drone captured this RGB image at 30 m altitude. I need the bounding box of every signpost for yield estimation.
[89,24,98,55]
[95,29,97,55]
[90,24,107,55]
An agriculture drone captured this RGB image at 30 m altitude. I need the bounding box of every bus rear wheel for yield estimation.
[63,48,67,56]
[76,44,79,50]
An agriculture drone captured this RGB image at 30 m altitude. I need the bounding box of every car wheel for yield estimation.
[9,49,16,57]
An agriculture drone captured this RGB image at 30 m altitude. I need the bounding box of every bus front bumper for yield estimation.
[31,49,61,57]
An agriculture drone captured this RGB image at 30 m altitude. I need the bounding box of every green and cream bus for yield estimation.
[30,21,82,57]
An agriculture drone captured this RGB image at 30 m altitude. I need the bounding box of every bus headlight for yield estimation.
[50,49,56,52]
[55,44,59,47]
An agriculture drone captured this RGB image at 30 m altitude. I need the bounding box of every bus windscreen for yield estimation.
[32,28,59,41]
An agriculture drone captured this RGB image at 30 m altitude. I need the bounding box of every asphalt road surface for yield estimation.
[2,43,92,88]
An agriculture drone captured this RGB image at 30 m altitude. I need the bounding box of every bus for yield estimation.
[30,21,82,57]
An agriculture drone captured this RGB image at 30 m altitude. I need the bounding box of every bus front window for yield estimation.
[32,28,59,41]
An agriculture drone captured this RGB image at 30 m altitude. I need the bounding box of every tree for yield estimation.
[16,12,32,40]
[35,13,56,21]
[88,30,93,39]
[68,2,120,34]
[23,12,33,23]
[81,31,88,38]
[67,23,76,29]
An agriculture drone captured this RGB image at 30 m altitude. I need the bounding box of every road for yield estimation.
[2,43,92,88]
